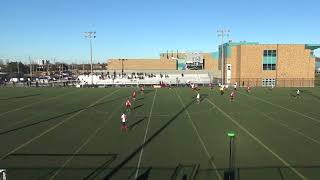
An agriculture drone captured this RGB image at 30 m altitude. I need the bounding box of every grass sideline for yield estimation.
[0,87,320,180]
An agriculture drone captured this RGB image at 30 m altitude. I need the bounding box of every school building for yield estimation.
[220,42,319,87]
[106,42,319,87]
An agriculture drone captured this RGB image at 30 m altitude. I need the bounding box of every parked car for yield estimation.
[10,78,19,82]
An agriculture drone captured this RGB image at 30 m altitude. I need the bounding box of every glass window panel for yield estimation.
[263,64,268,70]
[272,50,277,57]
[263,50,268,56]
[263,56,268,64]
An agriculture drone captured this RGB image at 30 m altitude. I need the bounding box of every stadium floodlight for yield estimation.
[84,31,96,86]
[217,29,230,85]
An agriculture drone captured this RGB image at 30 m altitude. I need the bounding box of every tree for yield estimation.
[4,62,29,76]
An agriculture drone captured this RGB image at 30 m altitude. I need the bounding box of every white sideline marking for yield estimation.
[176,91,222,180]
[238,91,320,124]
[238,101,320,146]
[0,89,120,160]
[134,89,157,179]
[0,90,80,117]
[48,97,122,180]
[205,98,308,180]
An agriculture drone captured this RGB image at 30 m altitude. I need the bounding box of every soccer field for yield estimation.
[1,87,320,180]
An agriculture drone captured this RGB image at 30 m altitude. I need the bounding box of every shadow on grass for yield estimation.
[0,94,41,100]
[3,153,118,180]
[133,104,144,110]
[201,94,209,98]
[100,98,196,180]
[83,154,118,180]
[301,90,320,101]
[135,98,144,102]
[8,153,117,157]
[0,95,128,136]
[129,117,145,130]
[135,167,152,180]
[289,93,297,98]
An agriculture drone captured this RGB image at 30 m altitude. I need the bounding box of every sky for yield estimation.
[0,0,319,63]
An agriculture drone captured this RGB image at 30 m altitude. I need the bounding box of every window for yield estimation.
[263,50,277,70]
[262,79,276,86]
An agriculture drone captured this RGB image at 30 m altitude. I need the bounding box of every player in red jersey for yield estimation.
[140,85,145,95]
[125,98,132,112]
[230,91,236,102]
[132,90,137,101]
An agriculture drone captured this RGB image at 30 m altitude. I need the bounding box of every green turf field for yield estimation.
[1,86,320,180]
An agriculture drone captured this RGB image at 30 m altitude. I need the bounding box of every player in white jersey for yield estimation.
[296,89,300,98]
[230,91,235,102]
[0,169,6,180]
[220,85,224,95]
[246,86,251,93]
[196,92,200,104]
[120,112,128,131]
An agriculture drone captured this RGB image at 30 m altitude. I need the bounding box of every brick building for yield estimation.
[220,42,319,87]
[106,42,319,87]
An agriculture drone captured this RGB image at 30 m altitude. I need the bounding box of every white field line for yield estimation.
[238,91,320,124]
[175,90,222,180]
[0,89,120,160]
[48,97,123,180]
[205,98,308,180]
[134,89,157,179]
[237,101,320,146]
[0,89,81,117]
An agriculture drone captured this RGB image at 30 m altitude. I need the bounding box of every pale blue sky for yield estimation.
[0,0,319,63]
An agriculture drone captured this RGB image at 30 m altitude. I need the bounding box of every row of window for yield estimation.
[263,50,277,57]
[263,64,276,70]
[262,79,276,86]
[263,50,277,70]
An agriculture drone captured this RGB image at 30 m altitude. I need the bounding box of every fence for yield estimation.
[1,78,320,88]
[217,78,320,88]
[0,80,78,88]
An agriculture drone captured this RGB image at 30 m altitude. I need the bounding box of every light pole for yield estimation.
[84,31,96,85]
[217,29,230,85]
[119,59,127,76]
[17,61,20,75]
[225,132,236,180]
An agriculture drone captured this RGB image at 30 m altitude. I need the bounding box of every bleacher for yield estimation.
[77,70,214,87]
